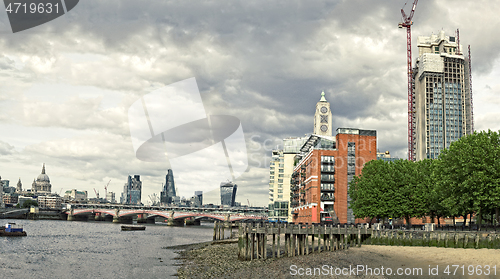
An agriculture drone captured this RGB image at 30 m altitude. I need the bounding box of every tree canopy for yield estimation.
[348,130,500,229]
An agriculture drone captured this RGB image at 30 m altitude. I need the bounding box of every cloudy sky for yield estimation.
[0,0,499,207]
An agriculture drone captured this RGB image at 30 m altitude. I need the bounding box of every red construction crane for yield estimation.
[399,0,419,161]
[93,188,99,199]
[468,45,474,133]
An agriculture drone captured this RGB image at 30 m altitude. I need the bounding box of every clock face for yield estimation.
[320,106,328,113]
[320,115,328,123]
[320,125,328,132]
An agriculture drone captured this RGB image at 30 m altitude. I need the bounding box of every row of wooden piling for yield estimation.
[369,229,500,249]
[236,223,371,260]
[213,221,238,241]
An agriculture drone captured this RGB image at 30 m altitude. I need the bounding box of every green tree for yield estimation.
[348,159,392,221]
[21,199,38,208]
[436,130,500,230]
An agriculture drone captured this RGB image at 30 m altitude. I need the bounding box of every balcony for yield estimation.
[321,187,335,192]
[320,194,335,201]
[320,166,335,173]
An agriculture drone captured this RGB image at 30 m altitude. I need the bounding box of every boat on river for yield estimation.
[121,225,146,231]
[0,223,27,237]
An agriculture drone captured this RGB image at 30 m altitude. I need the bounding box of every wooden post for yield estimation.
[264,226,268,259]
[475,233,480,249]
[344,227,348,249]
[246,225,251,260]
[330,225,334,251]
[305,229,309,255]
[277,225,281,258]
[272,232,276,258]
[251,232,255,260]
[221,222,225,240]
[357,226,362,247]
[318,225,321,251]
[238,224,244,260]
[297,225,302,255]
[311,225,315,252]
[323,225,327,251]
[213,221,217,241]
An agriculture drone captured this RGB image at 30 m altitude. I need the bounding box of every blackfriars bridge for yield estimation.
[64,204,268,225]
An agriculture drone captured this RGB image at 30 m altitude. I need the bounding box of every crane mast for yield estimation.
[399,0,419,161]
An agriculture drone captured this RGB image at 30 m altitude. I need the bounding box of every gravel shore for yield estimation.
[172,241,500,279]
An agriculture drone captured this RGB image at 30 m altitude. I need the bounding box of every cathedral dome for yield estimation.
[37,173,50,182]
[36,164,50,182]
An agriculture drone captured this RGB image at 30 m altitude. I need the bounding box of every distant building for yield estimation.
[291,128,377,224]
[121,175,142,205]
[2,194,17,206]
[106,191,116,203]
[31,164,52,194]
[190,191,203,207]
[64,189,88,201]
[376,150,399,162]
[160,169,176,205]
[37,195,62,209]
[0,176,4,208]
[414,30,473,160]
[220,181,237,207]
[1,177,9,189]
[15,178,22,193]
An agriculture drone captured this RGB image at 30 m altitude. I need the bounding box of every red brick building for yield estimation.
[291,128,377,224]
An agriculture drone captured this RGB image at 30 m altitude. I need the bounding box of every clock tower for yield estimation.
[313,91,332,137]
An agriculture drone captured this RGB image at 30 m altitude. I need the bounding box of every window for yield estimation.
[279,169,284,173]
[278,179,283,183]
[278,195,283,199]
[278,174,284,177]
[278,189,283,193]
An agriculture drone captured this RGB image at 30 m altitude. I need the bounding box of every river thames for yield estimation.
[0,219,214,278]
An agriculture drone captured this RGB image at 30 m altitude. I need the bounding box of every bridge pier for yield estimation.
[146,217,156,224]
[185,218,200,226]
[167,218,184,226]
[137,214,147,223]
[95,212,105,221]
[113,216,133,224]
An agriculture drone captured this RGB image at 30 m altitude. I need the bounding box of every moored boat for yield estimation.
[0,223,27,237]
[121,225,146,231]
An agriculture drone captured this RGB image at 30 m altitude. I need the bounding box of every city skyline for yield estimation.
[1,1,500,206]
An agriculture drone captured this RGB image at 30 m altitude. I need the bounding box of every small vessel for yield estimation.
[121,225,146,231]
[0,223,27,237]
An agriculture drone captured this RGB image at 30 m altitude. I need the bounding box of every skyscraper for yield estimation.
[414,30,473,160]
[160,169,176,205]
[220,181,237,207]
[120,175,142,205]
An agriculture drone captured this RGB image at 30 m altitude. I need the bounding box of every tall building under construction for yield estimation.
[414,30,473,160]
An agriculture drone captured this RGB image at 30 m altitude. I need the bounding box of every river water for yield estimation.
[0,219,214,279]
